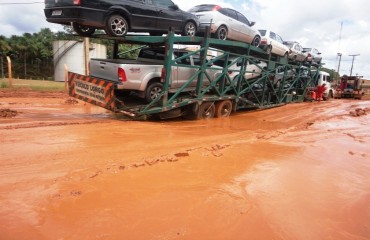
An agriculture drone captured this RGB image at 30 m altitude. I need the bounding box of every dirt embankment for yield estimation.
[1,90,370,240]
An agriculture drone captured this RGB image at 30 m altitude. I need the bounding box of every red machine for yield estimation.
[335,75,364,99]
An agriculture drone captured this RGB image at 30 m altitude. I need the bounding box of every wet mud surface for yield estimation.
[1,89,370,240]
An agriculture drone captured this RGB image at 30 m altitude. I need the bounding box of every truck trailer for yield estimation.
[67,32,321,120]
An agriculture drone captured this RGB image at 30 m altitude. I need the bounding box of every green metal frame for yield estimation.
[94,33,320,117]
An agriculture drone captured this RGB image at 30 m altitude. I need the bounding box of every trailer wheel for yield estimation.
[145,82,163,103]
[215,100,232,118]
[72,23,96,37]
[197,102,215,119]
[106,14,128,37]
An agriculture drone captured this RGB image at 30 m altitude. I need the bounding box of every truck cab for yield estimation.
[317,71,334,100]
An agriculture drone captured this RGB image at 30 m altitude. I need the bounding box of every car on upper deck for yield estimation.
[283,41,307,62]
[258,29,289,57]
[302,47,322,64]
[188,4,261,46]
[44,0,199,37]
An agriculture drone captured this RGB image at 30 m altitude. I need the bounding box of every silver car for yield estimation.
[302,47,322,64]
[258,29,290,57]
[189,4,261,46]
[284,41,307,62]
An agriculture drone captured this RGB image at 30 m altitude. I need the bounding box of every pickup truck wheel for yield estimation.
[183,21,196,36]
[72,22,96,37]
[106,15,128,37]
[197,102,215,119]
[216,26,228,40]
[145,82,163,103]
[215,100,232,118]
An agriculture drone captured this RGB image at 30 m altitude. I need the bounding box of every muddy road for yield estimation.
[1,90,370,240]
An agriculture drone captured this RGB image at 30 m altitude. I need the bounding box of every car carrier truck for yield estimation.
[67,31,321,120]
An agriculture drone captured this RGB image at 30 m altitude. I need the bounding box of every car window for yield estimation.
[188,4,215,12]
[139,48,165,60]
[285,42,294,48]
[275,34,284,44]
[236,12,250,25]
[258,30,267,36]
[154,0,175,9]
[223,8,238,20]
[269,31,276,40]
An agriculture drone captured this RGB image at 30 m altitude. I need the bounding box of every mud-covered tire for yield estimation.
[145,82,163,103]
[197,102,215,119]
[215,100,232,118]
[72,22,96,37]
[183,21,196,36]
[215,26,228,40]
[105,15,128,37]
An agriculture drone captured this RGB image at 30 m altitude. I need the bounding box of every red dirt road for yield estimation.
[1,90,370,240]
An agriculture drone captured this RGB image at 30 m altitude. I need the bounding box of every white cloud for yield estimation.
[0,0,369,78]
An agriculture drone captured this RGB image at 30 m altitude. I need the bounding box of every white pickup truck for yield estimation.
[90,47,221,102]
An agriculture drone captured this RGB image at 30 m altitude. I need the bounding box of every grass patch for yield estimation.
[0,79,65,91]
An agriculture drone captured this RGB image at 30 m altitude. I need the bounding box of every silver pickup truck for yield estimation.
[90,47,221,102]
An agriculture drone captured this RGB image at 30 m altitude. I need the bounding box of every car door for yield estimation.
[171,51,196,90]
[236,12,254,43]
[275,33,285,55]
[126,0,158,30]
[153,0,183,32]
[221,9,239,40]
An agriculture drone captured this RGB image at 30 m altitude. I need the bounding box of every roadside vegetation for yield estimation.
[0,78,65,91]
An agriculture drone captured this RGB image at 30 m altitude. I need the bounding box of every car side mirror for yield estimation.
[250,21,256,27]
[169,4,179,10]
[318,52,322,55]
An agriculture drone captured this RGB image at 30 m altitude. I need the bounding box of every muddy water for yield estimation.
[0,94,370,240]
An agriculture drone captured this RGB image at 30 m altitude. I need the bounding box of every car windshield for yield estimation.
[189,4,216,12]
[258,30,267,36]
[285,42,294,48]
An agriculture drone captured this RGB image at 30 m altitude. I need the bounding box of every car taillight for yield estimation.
[118,68,127,82]
[73,0,81,5]
[212,5,221,11]
[161,68,166,81]
[260,39,267,45]
[228,70,233,75]
[307,53,312,57]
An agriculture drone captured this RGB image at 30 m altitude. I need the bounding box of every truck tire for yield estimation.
[72,22,96,37]
[106,15,128,37]
[197,102,215,119]
[145,82,163,103]
[215,100,232,118]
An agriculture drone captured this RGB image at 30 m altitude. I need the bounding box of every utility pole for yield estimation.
[336,53,342,86]
[349,54,360,76]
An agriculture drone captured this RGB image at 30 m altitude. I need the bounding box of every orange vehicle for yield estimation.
[335,75,364,99]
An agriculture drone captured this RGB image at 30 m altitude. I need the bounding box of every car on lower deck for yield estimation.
[44,0,199,37]
[258,29,289,57]
[188,4,261,47]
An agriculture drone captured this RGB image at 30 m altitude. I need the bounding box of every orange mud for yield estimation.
[1,89,370,240]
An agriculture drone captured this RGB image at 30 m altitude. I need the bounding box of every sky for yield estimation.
[0,0,369,79]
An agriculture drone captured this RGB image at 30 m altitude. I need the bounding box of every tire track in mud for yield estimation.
[0,120,107,130]
[49,144,232,200]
